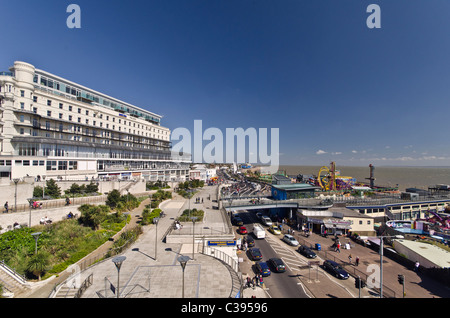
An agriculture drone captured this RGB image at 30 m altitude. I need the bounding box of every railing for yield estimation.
[0,260,28,285]
[75,274,93,298]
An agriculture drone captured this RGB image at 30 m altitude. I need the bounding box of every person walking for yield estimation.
[355,256,360,266]
[348,254,352,265]
[414,261,420,272]
[3,201,8,213]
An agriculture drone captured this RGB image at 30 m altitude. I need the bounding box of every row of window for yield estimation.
[34,74,160,124]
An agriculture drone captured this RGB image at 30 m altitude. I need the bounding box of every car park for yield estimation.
[268,258,286,273]
[255,262,271,277]
[268,225,281,235]
[297,245,317,258]
[238,226,248,234]
[323,260,349,280]
[282,234,299,246]
[248,248,262,261]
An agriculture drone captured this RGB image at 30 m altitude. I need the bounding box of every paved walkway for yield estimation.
[7,185,450,299]
[21,186,242,298]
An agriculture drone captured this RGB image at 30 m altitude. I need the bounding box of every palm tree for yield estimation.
[26,251,50,281]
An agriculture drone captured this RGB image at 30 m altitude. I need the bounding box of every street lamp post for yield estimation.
[112,256,126,298]
[178,255,190,298]
[13,178,19,212]
[378,234,404,298]
[31,232,42,254]
[154,217,160,261]
[191,217,198,260]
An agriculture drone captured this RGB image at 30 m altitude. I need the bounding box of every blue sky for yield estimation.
[1,0,450,166]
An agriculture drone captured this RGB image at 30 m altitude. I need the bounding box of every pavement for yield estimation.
[4,185,450,299]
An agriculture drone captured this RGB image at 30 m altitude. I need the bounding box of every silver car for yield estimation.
[282,234,299,246]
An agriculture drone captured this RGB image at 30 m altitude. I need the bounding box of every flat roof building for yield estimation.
[0,61,191,181]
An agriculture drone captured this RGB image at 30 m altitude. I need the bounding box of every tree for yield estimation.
[45,179,61,198]
[26,250,50,280]
[33,186,43,198]
[106,189,121,209]
[85,181,99,194]
[78,204,109,229]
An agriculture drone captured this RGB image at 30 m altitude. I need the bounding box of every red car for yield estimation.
[238,226,248,234]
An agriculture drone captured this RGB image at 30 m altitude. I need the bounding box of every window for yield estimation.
[20,90,25,97]
[20,128,24,135]
[68,161,78,170]
[59,113,63,119]
[59,103,63,109]
[47,111,52,117]
[78,108,81,114]
[85,110,89,116]
[68,105,72,111]
[68,115,73,121]
[33,96,38,103]
[19,115,24,122]
[47,100,52,106]
[20,102,25,109]
[46,161,57,171]
[58,161,67,170]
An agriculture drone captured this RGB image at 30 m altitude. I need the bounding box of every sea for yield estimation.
[279,165,450,191]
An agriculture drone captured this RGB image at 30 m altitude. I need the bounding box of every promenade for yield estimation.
[2,185,449,299]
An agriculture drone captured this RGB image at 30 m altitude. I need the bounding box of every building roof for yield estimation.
[393,239,450,268]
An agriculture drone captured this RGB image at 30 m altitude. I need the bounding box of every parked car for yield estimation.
[232,215,243,226]
[268,225,281,235]
[238,226,248,235]
[282,234,299,246]
[268,258,286,273]
[244,235,255,247]
[297,245,317,258]
[323,260,349,280]
[248,248,262,261]
[254,262,271,277]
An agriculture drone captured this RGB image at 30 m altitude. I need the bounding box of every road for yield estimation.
[234,209,379,298]
[236,209,311,298]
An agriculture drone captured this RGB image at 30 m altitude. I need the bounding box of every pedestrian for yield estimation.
[355,256,360,266]
[3,201,8,213]
[337,242,341,253]
[254,275,259,287]
[259,275,263,286]
[348,254,352,265]
[414,261,420,272]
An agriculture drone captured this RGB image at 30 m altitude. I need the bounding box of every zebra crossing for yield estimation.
[264,234,310,272]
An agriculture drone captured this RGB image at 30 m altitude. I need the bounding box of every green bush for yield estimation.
[177,208,204,222]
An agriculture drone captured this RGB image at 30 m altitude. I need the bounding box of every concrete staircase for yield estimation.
[0,262,31,298]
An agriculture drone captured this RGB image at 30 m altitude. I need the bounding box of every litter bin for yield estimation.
[315,243,321,251]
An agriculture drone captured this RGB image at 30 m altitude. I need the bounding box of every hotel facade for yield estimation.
[0,61,191,182]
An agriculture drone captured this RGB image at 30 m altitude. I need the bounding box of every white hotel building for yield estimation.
[0,61,191,181]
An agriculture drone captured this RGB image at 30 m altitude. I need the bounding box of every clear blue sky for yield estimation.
[1,0,450,166]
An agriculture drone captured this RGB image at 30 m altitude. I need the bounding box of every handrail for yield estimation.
[0,260,28,285]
